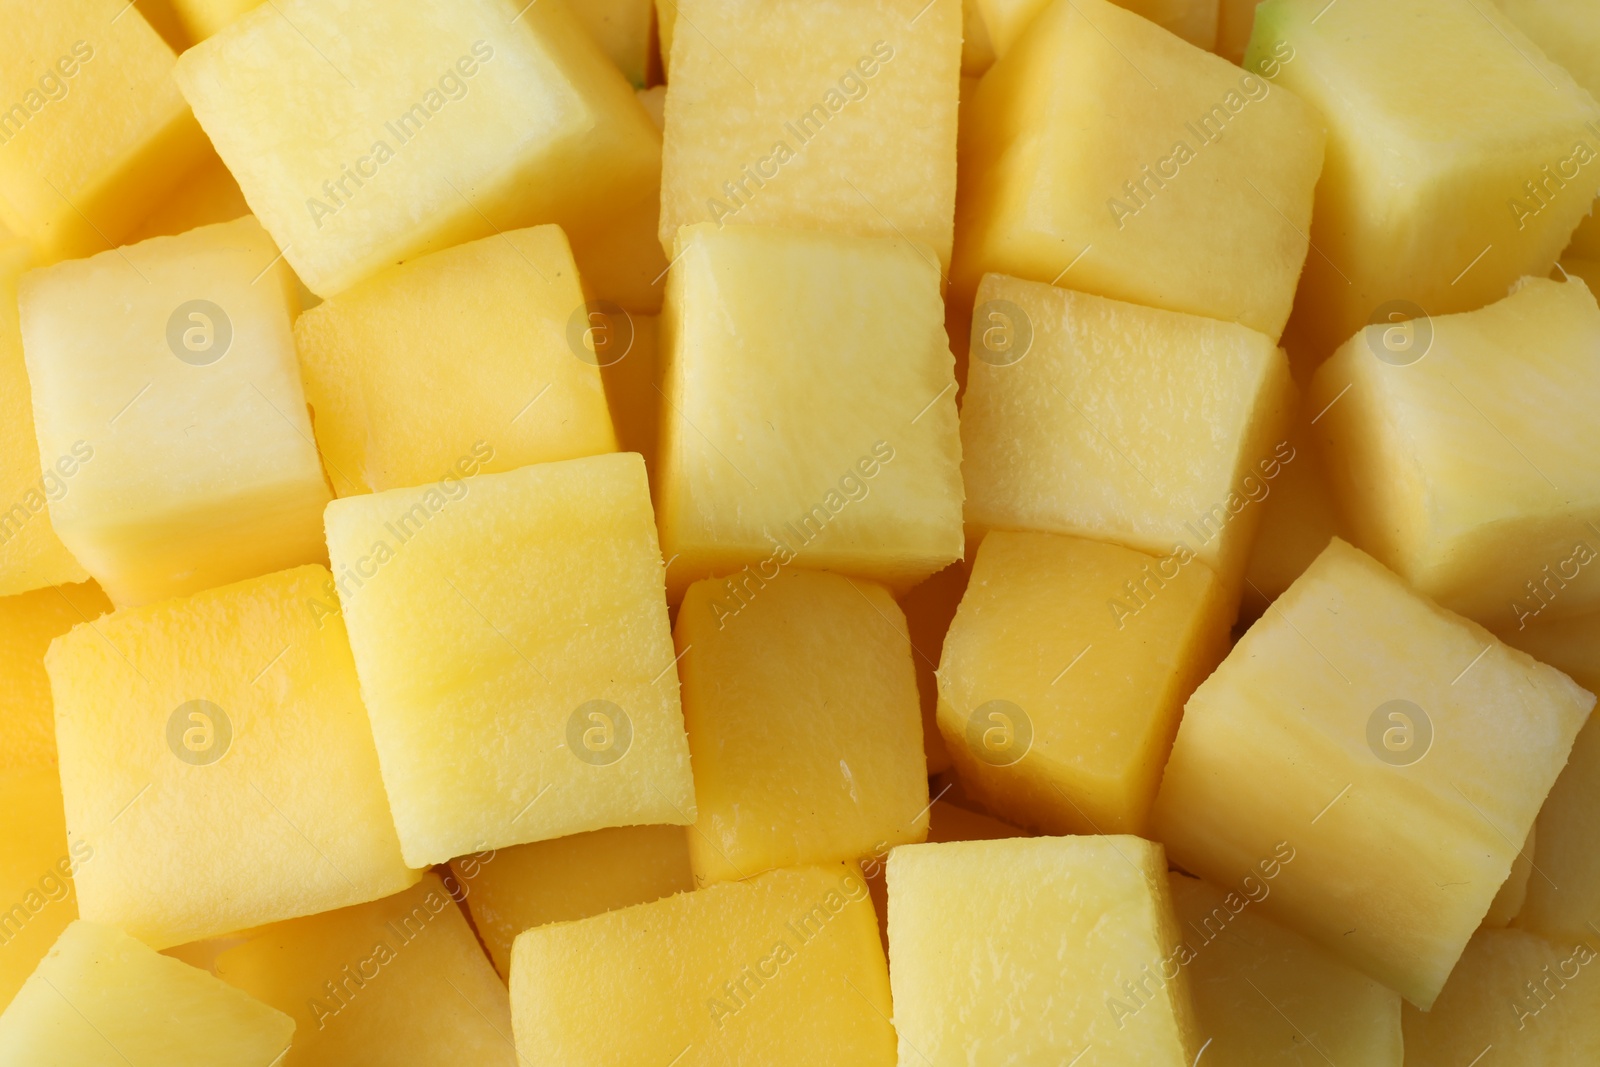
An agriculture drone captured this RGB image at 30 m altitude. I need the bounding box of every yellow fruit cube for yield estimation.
[0,581,109,772]
[1151,539,1594,1007]
[978,0,1219,53]
[46,565,420,949]
[174,0,660,297]
[901,562,968,775]
[597,312,660,472]
[325,452,695,867]
[214,873,516,1066]
[1482,827,1536,928]
[961,0,996,74]
[676,570,929,884]
[295,225,616,497]
[660,0,960,267]
[19,216,330,608]
[510,865,896,1066]
[961,274,1294,600]
[1310,276,1600,630]
[1249,0,1600,352]
[170,0,260,42]
[561,0,653,87]
[125,148,251,243]
[448,826,693,978]
[954,0,1324,338]
[1168,872,1403,1064]
[0,0,208,261]
[888,836,1199,1064]
[939,531,1229,837]
[659,224,964,597]
[0,920,293,1065]
[0,768,84,1012]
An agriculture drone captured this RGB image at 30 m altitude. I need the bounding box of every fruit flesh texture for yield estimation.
[660,0,961,268]
[887,835,1199,1065]
[324,452,696,868]
[0,920,294,1066]
[657,224,964,598]
[0,768,80,1013]
[0,581,109,773]
[938,531,1229,837]
[174,0,661,298]
[961,273,1294,603]
[448,825,694,978]
[900,561,966,774]
[213,873,517,1067]
[1248,0,1600,355]
[1168,872,1403,1065]
[1310,276,1600,630]
[954,0,1324,339]
[294,225,616,497]
[1151,538,1595,1008]
[19,216,330,609]
[509,865,897,1067]
[46,565,420,950]
[978,0,1219,52]
[0,0,208,261]
[676,570,930,884]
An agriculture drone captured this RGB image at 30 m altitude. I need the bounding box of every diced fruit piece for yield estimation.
[888,835,1199,1064]
[660,0,960,267]
[658,224,963,597]
[1151,539,1595,1008]
[0,0,208,260]
[448,826,694,978]
[46,565,420,949]
[561,0,653,87]
[901,562,967,774]
[597,312,660,472]
[134,0,192,52]
[170,0,259,42]
[0,581,109,772]
[978,0,1219,53]
[676,570,929,885]
[294,225,616,497]
[174,0,660,297]
[0,241,86,597]
[961,0,996,74]
[1401,928,1600,1066]
[512,865,894,1066]
[19,216,329,608]
[954,0,1324,338]
[1310,276,1600,630]
[325,452,695,867]
[1168,872,1403,1065]
[0,768,82,1012]
[1248,0,1600,353]
[213,872,517,1067]
[0,920,293,1065]
[961,274,1294,601]
[126,148,250,243]
[1483,827,1536,928]
[939,531,1228,836]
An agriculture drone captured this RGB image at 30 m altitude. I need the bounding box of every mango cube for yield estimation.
[510,865,896,1066]
[1168,872,1403,1065]
[1310,276,1600,630]
[953,0,1324,338]
[676,570,929,884]
[325,452,695,867]
[295,225,616,496]
[126,148,251,244]
[0,581,109,772]
[961,274,1294,598]
[901,562,968,775]
[0,920,293,1066]
[214,873,517,1067]
[46,565,420,949]
[170,0,260,42]
[19,216,330,608]
[659,224,964,597]
[887,836,1199,1064]
[0,768,83,1012]
[1249,0,1600,352]
[562,0,653,87]
[174,0,660,297]
[0,0,208,261]
[1151,539,1594,1007]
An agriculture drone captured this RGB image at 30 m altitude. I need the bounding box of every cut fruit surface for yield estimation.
[0,767,81,1013]
[900,562,967,774]
[978,0,1219,53]
[0,581,109,773]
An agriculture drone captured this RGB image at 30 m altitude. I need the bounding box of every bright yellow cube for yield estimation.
[676,570,929,884]
[0,768,83,1013]
[325,452,695,867]
[954,0,1325,338]
[510,865,896,1066]
[295,226,616,497]
[214,873,516,1067]
[19,216,330,608]
[449,826,693,978]
[888,836,1200,1065]
[1151,539,1594,1008]
[660,0,960,267]
[659,224,964,597]
[0,920,293,1065]
[901,562,968,775]
[46,565,420,950]
[0,0,208,261]
[960,274,1294,601]
[0,581,108,773]
[174,0,660,297]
